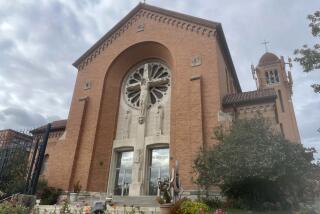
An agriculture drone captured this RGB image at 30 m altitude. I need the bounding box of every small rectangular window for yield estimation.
[278,90,285,112]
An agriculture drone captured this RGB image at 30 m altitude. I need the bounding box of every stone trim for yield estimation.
[76,8,216,71]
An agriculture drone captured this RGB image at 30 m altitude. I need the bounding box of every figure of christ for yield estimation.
[138,64,150,124]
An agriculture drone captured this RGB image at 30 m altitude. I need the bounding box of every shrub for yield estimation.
[36,178,62,205]
[180,200,209,214]
[171,198,190,214]
[39,187,62,205]
[17,194,36,211]
[0,201,29,214]
[73,180,82,193]
[200,197,224,209]
[194,116,320,210]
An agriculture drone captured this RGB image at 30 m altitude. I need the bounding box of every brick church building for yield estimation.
[38,3,300,197]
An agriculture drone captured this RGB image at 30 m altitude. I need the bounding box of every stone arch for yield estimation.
[87,41,174,191]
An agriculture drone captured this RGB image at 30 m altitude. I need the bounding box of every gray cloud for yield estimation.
[0,107,47,129]
[0,0,319,156]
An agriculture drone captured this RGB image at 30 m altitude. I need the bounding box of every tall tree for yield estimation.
[194,117,319,210]
[294,10,320,93]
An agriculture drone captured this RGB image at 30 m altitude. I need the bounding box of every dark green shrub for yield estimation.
[200,197,224,209]
[36,178,62,205]
[38,187,62,205]
[194,116,320,211]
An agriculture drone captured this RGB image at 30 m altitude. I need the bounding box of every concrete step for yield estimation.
[35,205,160,214]
[112,196,160,207]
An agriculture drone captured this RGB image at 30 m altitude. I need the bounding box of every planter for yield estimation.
[160,203,173,214]
[69,192,78,203]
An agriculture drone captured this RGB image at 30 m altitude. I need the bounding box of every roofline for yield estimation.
[72,3,241,92]
[72,3,220,68]
[0,129,33,139]
[30,126,65,134]
[223,95,277,108]
[215,25,241,92]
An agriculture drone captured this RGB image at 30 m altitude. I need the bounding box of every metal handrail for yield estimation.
[0,193,21,204]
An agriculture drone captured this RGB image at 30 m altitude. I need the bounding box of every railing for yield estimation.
[0,193,21,204]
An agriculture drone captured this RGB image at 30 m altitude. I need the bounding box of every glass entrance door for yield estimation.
[148,148,169,195]
[114,151,133,196]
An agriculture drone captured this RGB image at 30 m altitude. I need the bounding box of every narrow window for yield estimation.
[274,105,279,123]
[274,70,279,82]
[265,72,270,84]
[278,90,285,112]
[225,68,229,93]
[148,147,169,195]
[114,150,133,196]
[40,154,49,175]
[270,71,275,83]
[280,123,285,137]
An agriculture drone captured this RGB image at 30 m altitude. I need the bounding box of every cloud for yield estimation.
[0,107,47,129]
[0,0,319,153]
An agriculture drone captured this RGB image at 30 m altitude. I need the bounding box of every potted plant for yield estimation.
[70,180,82,203]
[156,178,173,214]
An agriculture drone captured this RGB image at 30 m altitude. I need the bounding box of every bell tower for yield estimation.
[251,52,300,143]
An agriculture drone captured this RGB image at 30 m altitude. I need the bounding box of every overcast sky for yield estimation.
[0,0,319,156]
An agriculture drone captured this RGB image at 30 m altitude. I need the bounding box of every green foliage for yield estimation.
[194,117,320,210]
[200,197,224,209]
[294,10,320,93]
[16,194,36,210]
[60,199,72,214]
[0,148,29,195]
[73,181,82,193]
[0,201,29,214]
[180,199,209,214]
[36,178,62,205]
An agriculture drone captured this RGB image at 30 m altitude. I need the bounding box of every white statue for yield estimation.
[155,105,164,136]
[138,64,150,124]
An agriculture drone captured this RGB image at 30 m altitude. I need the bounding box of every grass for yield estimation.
[217,209,292,214]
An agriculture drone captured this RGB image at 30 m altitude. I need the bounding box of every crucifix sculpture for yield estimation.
[126,63,169,124]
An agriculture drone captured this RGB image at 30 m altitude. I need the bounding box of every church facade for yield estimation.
[40,3,300,197]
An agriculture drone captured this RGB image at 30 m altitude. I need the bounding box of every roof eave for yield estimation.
[222,95,277,108]
[215,24,242,92]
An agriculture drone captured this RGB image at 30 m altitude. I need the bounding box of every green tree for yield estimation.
[0,147,29,195]
[294,10,320,93]
[194,117,319,210]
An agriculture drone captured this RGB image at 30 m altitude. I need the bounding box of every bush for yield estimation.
[200,197,224,209]
[16,194,36,211]
[194,116,320,210]
[171,198,190,214]
[36,178,62,205]
[0,201,29,214]
[180,200,209,214]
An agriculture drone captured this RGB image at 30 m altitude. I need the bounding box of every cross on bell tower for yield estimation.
[261,40,270,52]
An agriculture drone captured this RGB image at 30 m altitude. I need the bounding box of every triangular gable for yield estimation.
[72,3,241,92]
